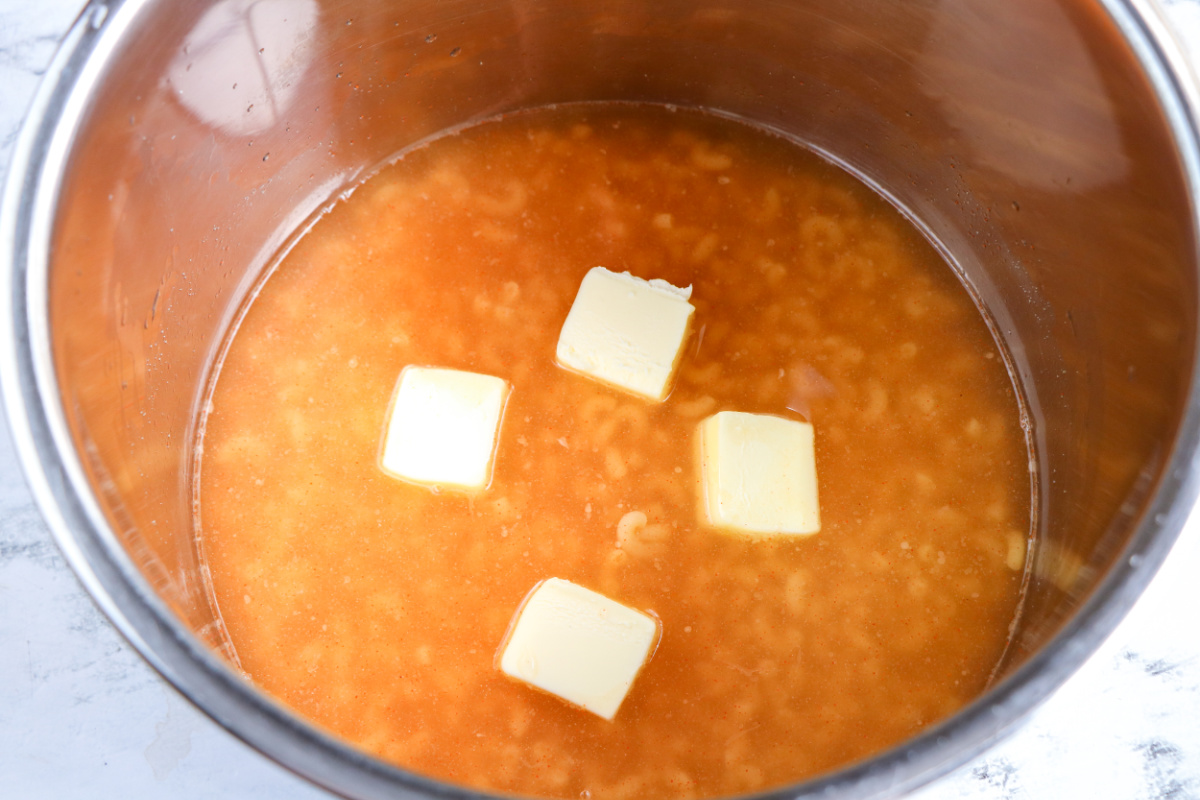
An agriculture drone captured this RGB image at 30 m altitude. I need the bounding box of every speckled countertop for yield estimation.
[3,1,1200,798]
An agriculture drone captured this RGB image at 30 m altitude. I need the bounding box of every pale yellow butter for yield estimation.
[555,267,694,401]
[497,578,659,720]
[699,411,821,536]
[380,366,509,492]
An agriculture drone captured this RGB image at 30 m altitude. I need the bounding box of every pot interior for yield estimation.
[36,0,1198,794]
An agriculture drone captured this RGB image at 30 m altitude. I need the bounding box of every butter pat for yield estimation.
[380,366,509,491]
[498,578,659,720]
[699,411,821,536]
[556,267,694,401]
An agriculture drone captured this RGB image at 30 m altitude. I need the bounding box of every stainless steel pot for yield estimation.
[3,0,1199,797]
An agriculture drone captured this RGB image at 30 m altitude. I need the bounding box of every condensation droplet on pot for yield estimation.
[1129,554,1142,568]
[425,33,437,43]
[450,47,461,57]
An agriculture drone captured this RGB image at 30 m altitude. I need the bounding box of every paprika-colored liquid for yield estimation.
[199,104,1030,799]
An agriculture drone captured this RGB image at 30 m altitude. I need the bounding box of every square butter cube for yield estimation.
[699,411,821,536]
[498,578,659,720]
[556,267,694,401]
[380,366,509,491]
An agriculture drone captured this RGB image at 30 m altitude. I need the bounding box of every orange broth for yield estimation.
[198,104,1031,799]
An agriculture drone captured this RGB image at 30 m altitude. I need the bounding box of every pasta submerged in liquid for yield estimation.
[199,104,1031,799]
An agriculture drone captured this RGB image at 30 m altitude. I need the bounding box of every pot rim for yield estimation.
[3,1,1199,798]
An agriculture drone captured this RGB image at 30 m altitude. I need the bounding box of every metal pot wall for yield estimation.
[3,0,1199,797]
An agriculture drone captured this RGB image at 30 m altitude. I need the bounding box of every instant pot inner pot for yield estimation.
[41,0,1197,794]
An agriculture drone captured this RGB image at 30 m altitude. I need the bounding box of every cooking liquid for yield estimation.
[198,104,1031,799]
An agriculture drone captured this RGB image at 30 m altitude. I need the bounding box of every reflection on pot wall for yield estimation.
[46,0,1195,719]
[168,0,320,138]
[919,0,1130,191]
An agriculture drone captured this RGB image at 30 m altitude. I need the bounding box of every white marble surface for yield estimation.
[3,1,1200,798]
